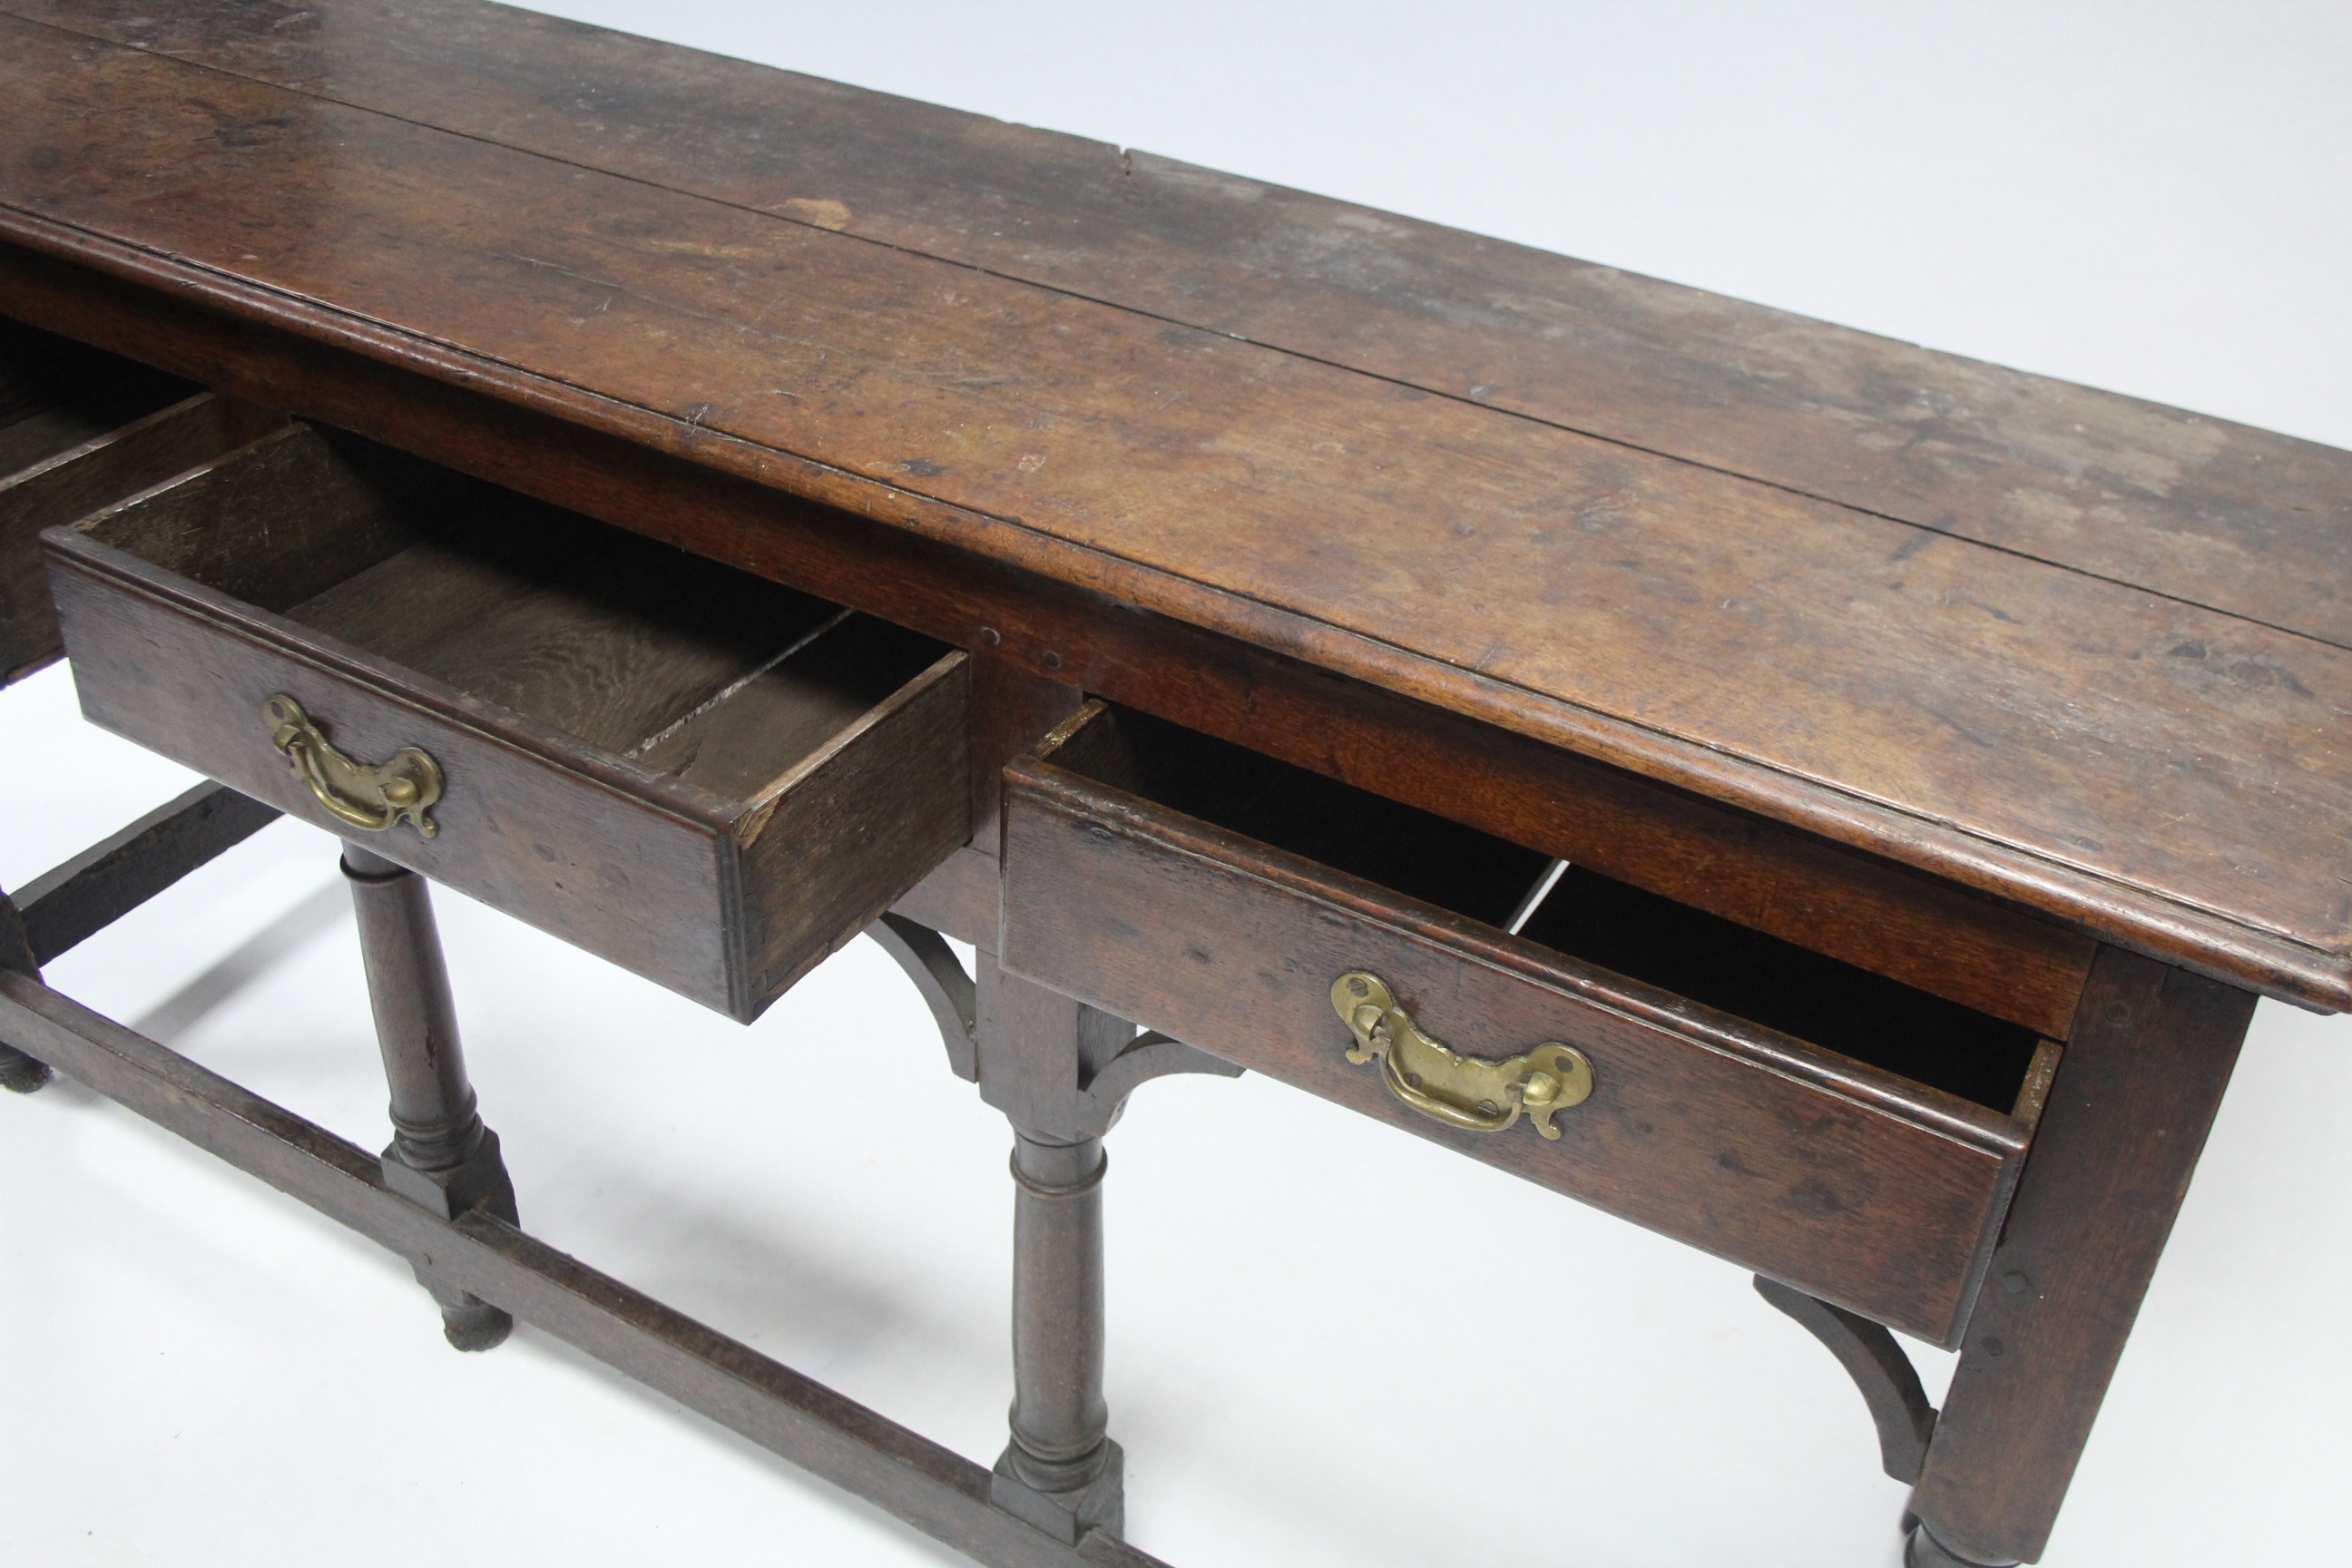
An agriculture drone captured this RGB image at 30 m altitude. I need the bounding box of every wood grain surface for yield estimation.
[49,528,745,1007]
[0,317,193,472]
[1909,947,2256,1563]
[48,429,973,1021]
[0,391,271,680]
[733,646,970,1015]
[2,4,2345,1007]
[19,0,2347,654]
[1000,727,2034,1345]
[0,320,226,678]
[2,247,2121,1026]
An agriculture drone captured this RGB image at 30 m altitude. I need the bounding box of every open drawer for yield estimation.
[1002,703,2063,1345]
[44,423,970,1022]
[2,320,276,684]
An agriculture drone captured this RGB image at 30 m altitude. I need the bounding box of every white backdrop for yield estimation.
[4,4,2348,1565]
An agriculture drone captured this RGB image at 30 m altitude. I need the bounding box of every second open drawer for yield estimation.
[3,320,281,684]
[45,422,970,1022]
[1001,702,2062,1345]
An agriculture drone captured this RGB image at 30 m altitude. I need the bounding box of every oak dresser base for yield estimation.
[0,5,2328,1557]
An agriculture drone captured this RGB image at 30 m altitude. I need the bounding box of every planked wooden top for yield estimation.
[3,0,2348,1007]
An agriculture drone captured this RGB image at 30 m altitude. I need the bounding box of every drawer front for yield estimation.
[52,556,740,1004]
[1003,766,2023,1344]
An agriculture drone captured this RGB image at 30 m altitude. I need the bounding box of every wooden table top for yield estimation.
[4,0,2347,1009]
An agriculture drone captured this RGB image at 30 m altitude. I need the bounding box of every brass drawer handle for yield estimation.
[1332,971,1592,1138]
[263,694,443,838]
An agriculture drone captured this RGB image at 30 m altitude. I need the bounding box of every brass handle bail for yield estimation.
[263,694,443,838]
[1331,972,1592,1138]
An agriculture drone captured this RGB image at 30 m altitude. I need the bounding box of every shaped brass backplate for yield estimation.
[1331,971,1592,1138]
[263,694,443,838]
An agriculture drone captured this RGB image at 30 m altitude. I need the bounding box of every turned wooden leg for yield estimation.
[1905,946,2253,1564]
[970,950,1240,1543]
[342,845,517,1352]
[1007,1132,1115,1501]
[975,957,1130,1540]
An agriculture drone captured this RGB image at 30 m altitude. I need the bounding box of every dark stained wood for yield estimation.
[1514,881,2058,1117]
[0,317,195,473]
[993,1125,1121,1539]
[0,11,2329,1563]
[893,846,1003,951]
[1045,703,2063,1112]
[867,912,979,1081]
[0,248,2112,1030]
[973,963,1124,1531]
[970,941,1241,1153]
[15,780,278,964]
[733,644,970,1009]
[1,319,255,680]
[77,420,434,610]
[0,967,1171,1568]
[1906,1524,2010,1568]
[340,843,517,1352]
[287,500,845,760]
[52,523,739,999]
[967,938,1236,1543]
[2,767,274,1098]
[0,887,34,979]
[45,426,972,1021]
[1,20,2347,1008]
[1001,705,2042,1344]
[0,877,48,1092]
[1754,1274,1939,1485]
[1907,947,2255,1564]
[3,392,286,681]
[22,0,2350,653]
[970,658,1084,859]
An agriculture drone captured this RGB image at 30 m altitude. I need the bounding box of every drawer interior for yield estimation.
[75,425,952,804]
[0,320,197,479]
[1048,704,2045,1113]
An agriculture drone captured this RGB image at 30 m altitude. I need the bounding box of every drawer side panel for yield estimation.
[735,651,971,1019]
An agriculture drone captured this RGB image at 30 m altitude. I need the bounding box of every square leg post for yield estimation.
[1,886,52,1093]
[1906,947,2255,1565]
[341,844,517,1352]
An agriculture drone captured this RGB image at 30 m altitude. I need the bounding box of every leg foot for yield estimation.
[381,1125,520,1354]
[437,1296,515,1352]
[0,1040,52,1093]
[1907,1521,2020,1568]
[989,1436,1124,1544]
